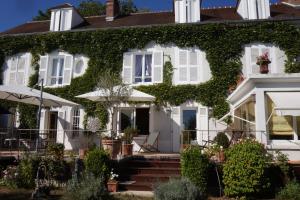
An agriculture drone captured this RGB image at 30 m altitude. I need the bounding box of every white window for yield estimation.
[246,45,272,75]
[50,57,64,86]
[134,54,152,83]
[122,51,163,85]
[50,9,72,31]
[39,53,73,87]
[72,109,80,138]
[177,49,200,83]
[8,55,28,85]
[174,0,200,23]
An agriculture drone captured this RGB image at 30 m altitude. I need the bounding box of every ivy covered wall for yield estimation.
[0,21,300,127]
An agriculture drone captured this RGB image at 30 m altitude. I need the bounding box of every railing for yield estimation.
[180,129,267,148]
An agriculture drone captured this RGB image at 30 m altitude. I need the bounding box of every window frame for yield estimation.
[49,56,65,86]
[72,108,80,138]
[133,52,153,85]
[177,48,200,84]
[8,55,27,85]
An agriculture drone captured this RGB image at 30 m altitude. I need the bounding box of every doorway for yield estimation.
[48,112,58,141]
[182,109,197,145]
[136,108,150,135]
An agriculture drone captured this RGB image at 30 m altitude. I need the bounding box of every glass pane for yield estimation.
[58,78,63,84]
[182,110,197,142]
[59,58,64,76]
[144,54,152,76]
[51,78,57,85]
[51,59,58,76]
[120,110,133,132]
[135,55,143,82]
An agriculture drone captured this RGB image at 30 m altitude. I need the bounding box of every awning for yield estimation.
[267,92,300,116]
[0,85,78,107]
[76,86,155,102]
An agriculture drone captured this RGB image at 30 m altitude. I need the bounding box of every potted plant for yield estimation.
[102,136,122,159]
[107,169,119,193]
[122,127,138,156]
[256,52,271,74]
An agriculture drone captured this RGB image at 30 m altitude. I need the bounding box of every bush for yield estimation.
[213,132,230,149]
[46,143,64,160]
[66,173,111,200]
[223,139,269,198]
[84,148,110,179]
[154,178,205,200]
[181,146,209,195]
[276,181,300,200]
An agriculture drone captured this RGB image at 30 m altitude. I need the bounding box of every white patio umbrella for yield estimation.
[0,85,78,107]
[76,86,155,102]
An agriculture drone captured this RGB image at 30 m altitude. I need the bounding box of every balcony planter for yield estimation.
[259,61,271,74]
[102,139,121,159]
[107,180,118,192]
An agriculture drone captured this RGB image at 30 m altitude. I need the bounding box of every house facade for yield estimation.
[1,0,300,160]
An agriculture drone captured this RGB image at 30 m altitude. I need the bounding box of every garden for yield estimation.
[1,133,300,200]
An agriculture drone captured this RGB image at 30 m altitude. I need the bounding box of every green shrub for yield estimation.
[84,148,110,179]
[181,146,209,195]
[223,139,269,198]
[46,143,65,160]
[276,181,300,200]
[154,178,204,200]
[213,132,230,149]
[66,173,111,200]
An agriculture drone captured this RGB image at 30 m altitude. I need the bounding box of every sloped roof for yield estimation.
[2,3,300,35]
[49,3,73,10]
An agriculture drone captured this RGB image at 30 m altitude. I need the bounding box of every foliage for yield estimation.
[1,22,300,126]
[0,165,18,188]
[181,146,209,195]
[276,180,300,200]
[154,178,205,200]
[119,0,138,16]
[273,150,290,179]
[77,0,106,17]
[122,127,138,144]
[18,104,38,129]
[46,143,65,160]
[213,132,230,149]
[32,10,51,21]
[66,173,111,200]
[84,148,110,179]
[163,57,173,86]
[223,139,270,198]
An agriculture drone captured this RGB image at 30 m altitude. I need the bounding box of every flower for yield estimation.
[256,52,271,65]
[109,169,119,181]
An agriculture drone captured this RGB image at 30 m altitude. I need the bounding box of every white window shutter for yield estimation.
[189,50,199,82]
[250,48,259,74]
[179,50,188,82]
[63,55,73,85]
[122,53,133,84]
[153,51,163,83]
[39,55,49,85]
[9,57,17,85]
[16,56,26,85]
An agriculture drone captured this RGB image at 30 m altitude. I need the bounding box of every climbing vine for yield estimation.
[0,21,300,127]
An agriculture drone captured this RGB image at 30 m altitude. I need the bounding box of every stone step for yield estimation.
[130,174,180,182]
[127,160,180,168]
[119,181,155,191]
[126,167,181,175]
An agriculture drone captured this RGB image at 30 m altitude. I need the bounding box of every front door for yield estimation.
[182,109,197,145]
[49,112,58,141]
[136,108,150,135]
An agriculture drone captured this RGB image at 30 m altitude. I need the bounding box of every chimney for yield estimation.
[106,0,119,21]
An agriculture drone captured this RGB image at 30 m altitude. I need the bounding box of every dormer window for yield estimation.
[237,0,270,20]
[49,4,84,32]
[174,0,200,23]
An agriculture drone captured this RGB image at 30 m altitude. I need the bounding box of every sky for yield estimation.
[0,0,279,32]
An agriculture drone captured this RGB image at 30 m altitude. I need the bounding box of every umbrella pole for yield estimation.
[35,79,44,152]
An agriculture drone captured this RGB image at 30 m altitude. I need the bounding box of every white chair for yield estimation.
[138,132,160,152]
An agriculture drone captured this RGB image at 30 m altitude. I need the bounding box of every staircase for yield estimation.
[118,155,181,191]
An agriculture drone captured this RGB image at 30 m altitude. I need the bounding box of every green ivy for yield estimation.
[0,21,300,128]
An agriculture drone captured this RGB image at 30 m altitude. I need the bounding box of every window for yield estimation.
[182,109,197,145]
[122,51,163,84]
[174,0,200,23]
[50,9,72,31]
[247,45,272,75]
[74,59,84,74]
[50,58,64,86]
[8,55,27,85]
[134,54,152,83]
[72,109,80,138]
[178,49,200,83]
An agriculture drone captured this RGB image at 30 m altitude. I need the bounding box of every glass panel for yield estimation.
[120,109,133,132]
[144,54,152,82]
[268,97,294,140]
[59,58,64,77]
[182,110,197,144]
[135,55,143,83]
[297,117,300,140]
[51,59,58,76]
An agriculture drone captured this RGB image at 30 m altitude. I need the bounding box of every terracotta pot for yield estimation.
[122,144,133,156]
[216,150,225,162]
[79,148,88,159]
[102,139,121,159]
[107,180,118,192]
[259,64,269,74]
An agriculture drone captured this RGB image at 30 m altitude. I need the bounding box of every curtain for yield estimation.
[145,54,152,76]
[135,55,143,82]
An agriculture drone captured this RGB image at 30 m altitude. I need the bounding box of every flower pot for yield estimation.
[122,144,133,156]
[107,180,118,192]
[216,150,225,162]
[259,64,269,74]
[102,139,121,159]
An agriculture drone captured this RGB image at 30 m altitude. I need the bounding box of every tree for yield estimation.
[96,70,130,138]
[77,0,106,17]
[32,10,51,21]
[119,0,138,16]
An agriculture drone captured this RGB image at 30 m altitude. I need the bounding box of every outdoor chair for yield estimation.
[138,132,160,152]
